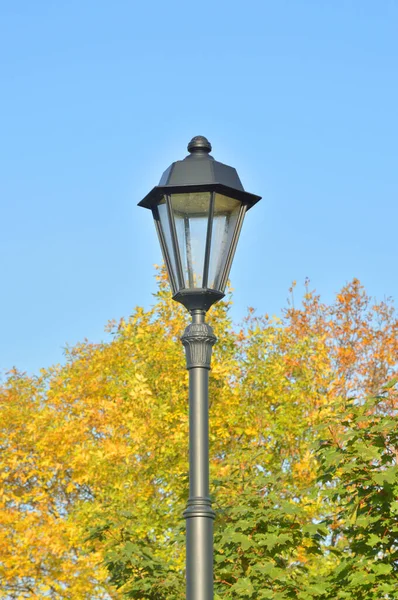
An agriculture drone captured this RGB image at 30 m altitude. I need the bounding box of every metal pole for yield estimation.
[181,309,216,600]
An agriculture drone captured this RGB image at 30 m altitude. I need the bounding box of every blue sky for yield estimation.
[1,1,397,375]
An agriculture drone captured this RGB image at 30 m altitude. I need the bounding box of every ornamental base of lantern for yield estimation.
[173,289,225,312]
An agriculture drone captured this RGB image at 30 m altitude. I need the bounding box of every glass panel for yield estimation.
[208,194,242,291]
[156,197,179,290]
[171,192,211,289]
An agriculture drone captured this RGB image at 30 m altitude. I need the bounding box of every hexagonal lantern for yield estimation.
[138,136,261,312]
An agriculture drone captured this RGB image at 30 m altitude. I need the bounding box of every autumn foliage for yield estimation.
[0,272,397,599]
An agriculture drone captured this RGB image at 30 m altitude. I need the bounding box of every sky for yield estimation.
[1,1,397,376]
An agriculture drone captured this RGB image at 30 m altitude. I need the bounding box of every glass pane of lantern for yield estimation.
[170,192,211,289]
[208,194,242,291]
[157,196,179,289]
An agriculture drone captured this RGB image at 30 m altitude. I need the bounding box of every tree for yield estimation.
[315,381,398,599]
[0,271,396,598]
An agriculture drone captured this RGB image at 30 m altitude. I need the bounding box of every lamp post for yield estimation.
[138,136,261,600]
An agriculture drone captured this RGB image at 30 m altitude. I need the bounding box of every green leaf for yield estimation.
[231,577,255,596]
[367,534,382,547]
[383,377,398,390]
[371,562,393,575]
[391,501,398,513]
[373,466,397,485]
[306,582,329,596]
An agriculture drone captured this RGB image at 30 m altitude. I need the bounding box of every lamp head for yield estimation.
[138,137,261,312]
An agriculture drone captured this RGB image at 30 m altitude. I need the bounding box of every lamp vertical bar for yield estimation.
[184,216,195,288]
[166,194,185,289]
[219,204,247,292]
[202,192,214,289]
[182,310,216,600]
[153,205,178,295]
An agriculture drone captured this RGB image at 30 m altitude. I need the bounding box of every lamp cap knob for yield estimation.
[187,136,212,154]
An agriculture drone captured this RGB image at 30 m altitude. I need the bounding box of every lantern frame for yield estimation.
[138,138,261,312]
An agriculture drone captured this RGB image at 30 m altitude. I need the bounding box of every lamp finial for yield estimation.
[187,136,212,154]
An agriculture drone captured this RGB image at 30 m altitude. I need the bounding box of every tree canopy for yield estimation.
[0,271,397,599]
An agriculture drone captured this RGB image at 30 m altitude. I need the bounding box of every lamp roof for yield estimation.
[138,136,261,209]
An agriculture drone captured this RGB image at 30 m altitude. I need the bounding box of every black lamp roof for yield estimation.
[138,136,261,209]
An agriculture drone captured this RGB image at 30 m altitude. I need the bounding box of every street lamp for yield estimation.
[138,136,261,600]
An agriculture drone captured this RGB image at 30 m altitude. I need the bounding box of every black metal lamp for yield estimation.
[138,136,261,311]
[138,137,261,600]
